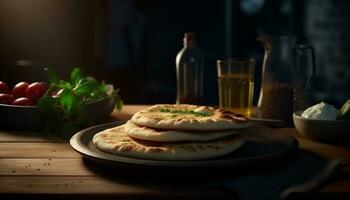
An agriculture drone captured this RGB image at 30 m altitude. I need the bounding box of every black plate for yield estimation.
[70,121,299,175]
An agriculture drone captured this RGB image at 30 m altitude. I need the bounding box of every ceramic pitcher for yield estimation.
[257,36,316,124]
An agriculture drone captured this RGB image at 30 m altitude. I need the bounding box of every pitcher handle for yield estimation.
[298,45,316,87]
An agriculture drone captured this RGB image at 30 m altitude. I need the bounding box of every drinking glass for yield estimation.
[217,58,255,116]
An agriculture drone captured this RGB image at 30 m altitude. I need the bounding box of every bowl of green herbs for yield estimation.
[34,67,123,138]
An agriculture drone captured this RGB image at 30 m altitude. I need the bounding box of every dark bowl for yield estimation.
[293,111,350,141]
[0,96,116,131]
[85,96,116,124]
[0,104,43,131]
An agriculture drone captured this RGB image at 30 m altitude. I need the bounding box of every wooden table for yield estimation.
[0,105,349,199]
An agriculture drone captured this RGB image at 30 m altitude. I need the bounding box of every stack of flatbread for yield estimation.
[93,104,252,161]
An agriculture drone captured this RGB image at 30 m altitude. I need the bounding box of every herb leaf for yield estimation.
[59,90,78,113]
[73,77,99,96]
[53,81,72,90]
[115,98,124,111]
[70,67,83,84]
[37,96,56,115]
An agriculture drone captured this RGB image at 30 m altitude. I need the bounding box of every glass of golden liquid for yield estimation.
[217,58,255,117]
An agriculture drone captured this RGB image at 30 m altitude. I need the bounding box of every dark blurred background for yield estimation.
[0,0,349,107]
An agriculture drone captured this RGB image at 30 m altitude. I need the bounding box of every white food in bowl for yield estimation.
[301,102,339,120]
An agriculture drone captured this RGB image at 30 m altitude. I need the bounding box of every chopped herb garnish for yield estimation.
[160,108,213,117]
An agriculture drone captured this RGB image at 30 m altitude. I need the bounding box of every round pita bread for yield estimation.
[93,125,244,161]
[124,120,245,142]
[131,104,252,131]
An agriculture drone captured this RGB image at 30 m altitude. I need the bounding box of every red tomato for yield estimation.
[12,97,34,106]
[25,82,47,102]
[0,93,13,104]
[12,82,29,98]
[0,81,9,94]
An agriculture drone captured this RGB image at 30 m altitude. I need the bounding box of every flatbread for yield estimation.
[93,125,244,161]
[131,104,252,131]
[124,120,246,142]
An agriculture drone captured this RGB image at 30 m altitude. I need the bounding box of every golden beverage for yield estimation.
[218,74,254,116]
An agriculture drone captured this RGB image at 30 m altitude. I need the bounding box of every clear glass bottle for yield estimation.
[176,33,204,104]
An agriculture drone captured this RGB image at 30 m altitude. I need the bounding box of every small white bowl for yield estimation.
[293,111,350,141]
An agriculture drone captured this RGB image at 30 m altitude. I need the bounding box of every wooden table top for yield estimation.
[0,105,349,199]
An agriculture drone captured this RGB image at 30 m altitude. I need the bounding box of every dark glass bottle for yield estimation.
[176,33,204,104]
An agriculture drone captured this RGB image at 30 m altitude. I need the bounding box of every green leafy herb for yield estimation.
[338,99,350,119]
[159,108,213,117]
[37,67,123,139]
[70,67,83,84]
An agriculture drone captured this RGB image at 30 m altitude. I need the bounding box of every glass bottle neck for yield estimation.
[183,33,197,48]
[183,39,196,48]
